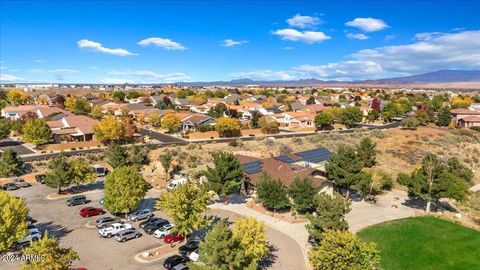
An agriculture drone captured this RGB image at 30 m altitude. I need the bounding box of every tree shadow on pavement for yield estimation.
[36,221,73,239]
[259,244,279,269]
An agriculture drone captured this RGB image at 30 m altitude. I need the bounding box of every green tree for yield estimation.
[309,230,380,270]
[0,118,12,139]
[255,173,290,211]
[21,232,79,270]
[112,91,126,102]
[258,116,279,134]
[205,152,244,204]
[356,137,376,167]
[306,193,351,241]
[436,106,452,127]
[159,150,174,181]
[104,143,128,168]
[0,149,24,177]
[315,111,334,129]
[232,217,269,266]
[161,113,181,133]
[156,182,210,237]
[127,91,140,99]
[73,99,91,115]
[196,221,252,270]
[215,117,241,137]
[208,103,227,118]
[127,145,149,167]
[104,166,147,215]
[0,191,29,252]
[288,176,317,213]
[71,158,96,186]
[45,152,75,194]
[447,157,474,184]
[339,107,363,128]
[400,117,420,130]
[353,172,373,196]
[22,118,52,147]
[325,145,364,198]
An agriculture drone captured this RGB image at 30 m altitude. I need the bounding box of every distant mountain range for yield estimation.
[183,70,480,87]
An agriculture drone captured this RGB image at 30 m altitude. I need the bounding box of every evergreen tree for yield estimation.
[127,145,149,167]
[45,152,75,194]
[288,176,317,213]
[325,145,363,198]
[306,193,351,241]
[205,152,244,203]
[255,173,290,211]
[436,107,452,126]
[356,137,377,167]
[0,118,12,139]
[105,143,128,168]
[0,149,24,177]
[159,150,174,181]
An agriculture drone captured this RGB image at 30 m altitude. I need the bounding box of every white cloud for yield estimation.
[0,74,23,81]
[107,69,190,83]
[89,66,99,70]
[34,59,46,63]
[77,39,137,56]
[414,32,444,41]
[137,37,186,50]
[286,14,322,28]
[345,17,389,32]
[352,30,480,73]
[273,29,331,43]
[293,61,385,80]
[346,33,369,40]
[100,78,135,84]
[230,70,294,80]
[222,39,248,47]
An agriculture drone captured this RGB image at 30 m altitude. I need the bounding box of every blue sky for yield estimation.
[1,0,480,83]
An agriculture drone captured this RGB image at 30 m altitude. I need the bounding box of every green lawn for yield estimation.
[357,216,480,270]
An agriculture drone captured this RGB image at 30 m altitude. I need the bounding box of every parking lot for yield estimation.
[1,182,305,270]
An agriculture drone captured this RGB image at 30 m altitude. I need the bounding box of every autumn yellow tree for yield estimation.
[161,113,181,133]
[216,117,241,137]
[451,96,472,109]
[232,217,269,265]
[148,113,162,127]
[93,116,125,142]
[64,96,77,112]
[7,89,32,105]
[90,106,103,120]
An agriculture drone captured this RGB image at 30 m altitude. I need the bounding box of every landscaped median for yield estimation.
[134,243,180,263]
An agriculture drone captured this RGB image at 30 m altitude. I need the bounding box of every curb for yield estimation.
[134,245,179,263]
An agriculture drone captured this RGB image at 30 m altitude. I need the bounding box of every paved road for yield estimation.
[469,183,480,193]
[0,139,35,155]
[139,128,187,145]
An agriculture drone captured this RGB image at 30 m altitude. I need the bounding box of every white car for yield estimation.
[98,222,132,238]
[188,251,199,262]
[15,230,42,245]
[153,224,174,239]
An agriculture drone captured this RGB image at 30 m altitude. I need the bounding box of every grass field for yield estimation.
[357,216,480,270]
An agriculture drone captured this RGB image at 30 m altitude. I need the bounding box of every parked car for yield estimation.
[128,209,153,222]
[35,174,46,184]
[172,263,188,270]
[79,207,105,218]
[98,223,132,238]
[188,251,199,262]
[139,217,162,229]
[95,217,122,229]
[98,198,104,206]
[13,178,31,188]
[27,216,37,224]
[163,233,185,244]
[14,230,42,246]
[153,224,174,239]
[3,182,19,191]
[179,238,200,256]
[66,195,88,206]
[115,228,142,242]
[163,255,187,270]
[167,178,188,192]
[143,218,169,235]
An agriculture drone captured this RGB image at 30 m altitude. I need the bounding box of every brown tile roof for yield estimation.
[235,154,261,164]
[46,120,63,128]
[63,116,99,134]
[450,109,480,115]
[37,106,70,118]
[461,116,480,122]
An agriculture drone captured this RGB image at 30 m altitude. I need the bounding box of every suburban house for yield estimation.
[47,115,99,142]
[301,104,327,114]
[279,111,316,129]
[236,147,334,194]
[1,105,71,120]
[181,113,216,132]
[189,103,214,114]
[33,94,57,105]
[450,108,480,127]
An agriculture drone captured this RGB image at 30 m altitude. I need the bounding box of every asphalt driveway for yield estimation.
[0,139,35,155]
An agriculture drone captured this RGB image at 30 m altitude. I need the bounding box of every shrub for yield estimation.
[379,172,393,191]
[396,172,410,186]
[470,126,480,132]
[228,140,238,147]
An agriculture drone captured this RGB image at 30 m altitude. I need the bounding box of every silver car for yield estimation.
[13,178,31,188]
[115,228,141,242]
[128,209,153,222]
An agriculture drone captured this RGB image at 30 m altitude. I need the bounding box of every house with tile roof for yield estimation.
[1,105,71,120]
[47,115,99,142]
[450,108,480,127]
[180,113,216,132]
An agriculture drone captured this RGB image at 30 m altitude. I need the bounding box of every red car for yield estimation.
[79,207,105,218]
[163,233,185,244]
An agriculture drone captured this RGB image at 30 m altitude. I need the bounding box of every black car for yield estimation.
[66,195,88,206]
[35,174,46,184]
[27,216,37,224]
[178,238,200,257]
[139,217,161,229]
[163,255,187,270]
[143,219,169,234]
[3,183,20,191]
